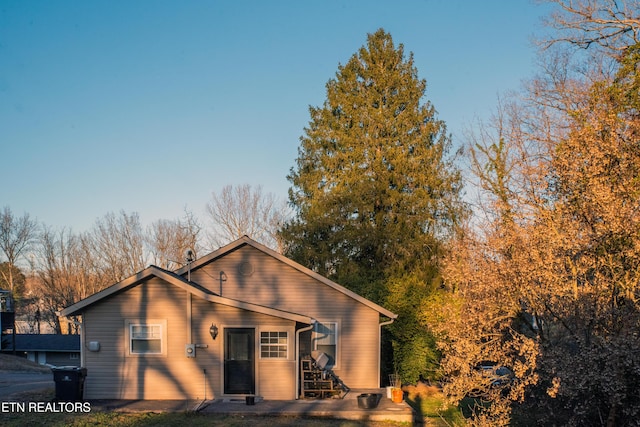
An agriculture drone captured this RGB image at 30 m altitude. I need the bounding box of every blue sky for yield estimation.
[1,0,548,232]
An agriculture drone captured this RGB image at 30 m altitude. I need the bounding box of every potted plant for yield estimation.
[389,373,403,403]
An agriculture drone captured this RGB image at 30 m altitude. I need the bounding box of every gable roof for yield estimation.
[175,236,397,319]
[59,264,313,324]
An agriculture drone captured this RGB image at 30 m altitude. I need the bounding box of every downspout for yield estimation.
[295,321,315,400]
[378,318,395,388]
[187,292,192,345]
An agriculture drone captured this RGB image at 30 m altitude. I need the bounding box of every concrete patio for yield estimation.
[89,389,415,423]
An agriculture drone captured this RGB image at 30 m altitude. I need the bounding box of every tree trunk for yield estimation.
[606,404,617,427]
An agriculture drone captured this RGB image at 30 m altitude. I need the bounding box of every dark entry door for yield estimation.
[224,328,255,394]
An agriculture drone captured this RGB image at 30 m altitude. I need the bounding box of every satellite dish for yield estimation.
[185,249,195,263]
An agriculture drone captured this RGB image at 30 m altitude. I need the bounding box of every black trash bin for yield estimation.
[51,366,87,401]
[357,393,381,409]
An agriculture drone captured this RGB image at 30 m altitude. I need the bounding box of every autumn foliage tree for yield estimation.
[282,29,464,382]
[536,45,640,425]
[438,5,640,424]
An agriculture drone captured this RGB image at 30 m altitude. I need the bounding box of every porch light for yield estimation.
[209,323,219,340]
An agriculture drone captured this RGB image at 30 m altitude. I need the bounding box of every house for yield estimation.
[59,236,397,400]
[0,289,15,351]
[3,334,81,367]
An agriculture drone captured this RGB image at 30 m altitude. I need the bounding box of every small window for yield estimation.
[69,353,79,360]
[260,331,288,359]
[313,322,338,368]
[130,324,162,354]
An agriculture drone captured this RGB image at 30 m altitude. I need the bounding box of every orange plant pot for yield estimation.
[391,387,403,403]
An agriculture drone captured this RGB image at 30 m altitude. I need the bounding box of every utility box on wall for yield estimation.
[185,343,195,358]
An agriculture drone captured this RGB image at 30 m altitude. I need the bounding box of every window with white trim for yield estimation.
[313,322,337,368]
[130,324,162,354]
[260,331,288,359]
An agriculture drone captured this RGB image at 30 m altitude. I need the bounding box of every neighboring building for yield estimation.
[15,320,58,334]
[3,334,81,367]
[59,236,397,400]
[0,289,15,352]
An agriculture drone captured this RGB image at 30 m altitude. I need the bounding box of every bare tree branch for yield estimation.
[0,206,39,295]
[146,209,202,270]
[540,0,640,55]
[205,184,290,252]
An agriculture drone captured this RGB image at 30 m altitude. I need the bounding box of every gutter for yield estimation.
[295,321,315,399]
[378,317,395,388]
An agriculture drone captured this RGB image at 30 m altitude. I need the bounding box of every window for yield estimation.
[313,322,337,367]
[124,319,168,356]
[260,331,288,359]
[130,324,162,354]
[69,353,79,360]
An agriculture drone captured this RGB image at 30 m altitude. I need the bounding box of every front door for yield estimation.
[224,328,255,394]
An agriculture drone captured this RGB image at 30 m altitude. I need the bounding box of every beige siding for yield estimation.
[81,243,387,400]
[190,245,382,388]
[191,298,297,400]
[83,278,297,400]
[83,279,216,400]
[258,359,296,399]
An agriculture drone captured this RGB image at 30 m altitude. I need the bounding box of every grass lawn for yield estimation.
[0,386,460,427]
[1,385,411,427]
[0,354,464,426]
[1,388,411,427]
[404,390,466,427]
[400,382,468,426]
[0,353,52,373]
[1,409,414,427]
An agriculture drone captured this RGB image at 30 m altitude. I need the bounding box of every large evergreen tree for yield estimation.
[282,29,463,381]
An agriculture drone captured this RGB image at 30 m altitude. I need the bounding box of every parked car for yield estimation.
[468,363,513,399]
[478,363,512,386]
